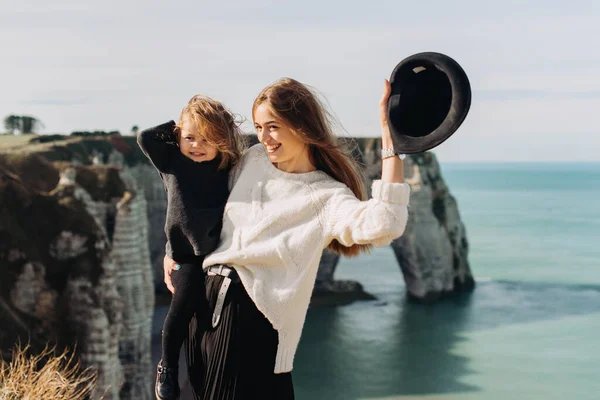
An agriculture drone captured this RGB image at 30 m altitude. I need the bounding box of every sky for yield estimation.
[1,0,599,162]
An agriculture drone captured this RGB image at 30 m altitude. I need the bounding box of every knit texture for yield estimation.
[137,121,230,261]
[203,144,410,373]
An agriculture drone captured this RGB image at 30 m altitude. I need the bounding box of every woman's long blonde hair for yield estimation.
[252,78,372,257]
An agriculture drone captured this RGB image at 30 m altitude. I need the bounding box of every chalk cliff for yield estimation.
[0,132,474,396]
[314,138,475,302]
[0,139,155,399]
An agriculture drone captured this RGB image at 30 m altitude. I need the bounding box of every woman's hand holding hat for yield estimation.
[379,79,393,143]
[380,79,405,184]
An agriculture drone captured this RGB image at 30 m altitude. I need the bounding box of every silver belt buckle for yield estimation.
[212,272,232,328]
[208,264,231,277]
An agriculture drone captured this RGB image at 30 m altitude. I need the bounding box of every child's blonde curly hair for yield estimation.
[176,95,246,171]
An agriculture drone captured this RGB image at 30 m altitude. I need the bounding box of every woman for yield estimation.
[163,78,410,399]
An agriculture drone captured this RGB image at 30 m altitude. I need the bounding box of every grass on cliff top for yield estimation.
[0,134,38,149]
[0,343,98,400]
[0,134,150,167]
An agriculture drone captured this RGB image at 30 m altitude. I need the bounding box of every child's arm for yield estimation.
[137,120,178,172]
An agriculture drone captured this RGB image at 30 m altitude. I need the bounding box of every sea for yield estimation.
[153,162,600,400]
[293,162,600,400]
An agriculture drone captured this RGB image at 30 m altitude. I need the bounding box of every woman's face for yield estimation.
[253,103,312,173]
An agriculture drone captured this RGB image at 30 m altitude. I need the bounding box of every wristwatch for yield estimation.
[381,148,406,160]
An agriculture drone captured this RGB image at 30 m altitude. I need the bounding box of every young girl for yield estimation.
[166,78,409,400]
[137,95,244,400]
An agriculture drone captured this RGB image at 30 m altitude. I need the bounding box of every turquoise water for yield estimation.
[294,163,600,400]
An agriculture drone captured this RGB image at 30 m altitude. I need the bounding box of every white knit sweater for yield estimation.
[203,144,410,373]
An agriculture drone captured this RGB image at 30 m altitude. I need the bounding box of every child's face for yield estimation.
[179,116,218,163]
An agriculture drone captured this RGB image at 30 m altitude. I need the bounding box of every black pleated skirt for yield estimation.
[184,271,295,400]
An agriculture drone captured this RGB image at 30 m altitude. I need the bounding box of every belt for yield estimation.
[207,264,237,328]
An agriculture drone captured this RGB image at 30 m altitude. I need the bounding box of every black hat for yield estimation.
[387,52,471,154]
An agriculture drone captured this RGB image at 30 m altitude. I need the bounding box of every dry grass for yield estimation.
[0,343,97,400]
[0,135,37,150]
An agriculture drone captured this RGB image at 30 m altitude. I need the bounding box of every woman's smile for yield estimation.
[266,144,281,153]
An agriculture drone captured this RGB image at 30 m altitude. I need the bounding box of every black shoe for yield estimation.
[155,360,180,400]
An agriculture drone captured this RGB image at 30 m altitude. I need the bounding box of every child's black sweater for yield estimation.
[137,120,229,262]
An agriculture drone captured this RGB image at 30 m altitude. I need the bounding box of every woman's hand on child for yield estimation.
[163,255,180,293]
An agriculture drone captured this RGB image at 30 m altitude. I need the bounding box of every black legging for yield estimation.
[161,260,207,368]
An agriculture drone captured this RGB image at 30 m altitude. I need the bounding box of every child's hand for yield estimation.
[163,255,180,293]
[157,121,178,144]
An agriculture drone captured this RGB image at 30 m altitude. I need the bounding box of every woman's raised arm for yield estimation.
[379,79,405,184]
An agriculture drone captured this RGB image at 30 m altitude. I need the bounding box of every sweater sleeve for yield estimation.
[323,180,410,247]
[137,120,178,172]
